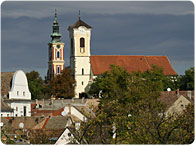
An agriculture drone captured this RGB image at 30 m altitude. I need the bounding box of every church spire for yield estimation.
[78,10,81,20]
[51,9,62,43]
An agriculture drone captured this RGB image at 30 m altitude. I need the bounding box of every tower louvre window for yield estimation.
[82,68,84,75]
[57,51,60,58]
[57,66,60,74]
[80,38,85,48]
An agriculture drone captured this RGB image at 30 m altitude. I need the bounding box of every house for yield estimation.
[0,99,14,117]
[158,90,194,115]
[2,70,32,117]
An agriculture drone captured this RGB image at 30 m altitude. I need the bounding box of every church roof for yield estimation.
[90,55,177,76]
[68,19,92,30]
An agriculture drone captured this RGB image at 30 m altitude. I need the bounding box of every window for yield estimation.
[80,38,85,48]
[17,91,19,96]
[7,114,9,117]
[82,68,84,75]
[57,66,60,74]
[16,107,18,111]
[23,92,25,96]
[57,51,60,58]
[82,81,84,85]
[16,114,18,117]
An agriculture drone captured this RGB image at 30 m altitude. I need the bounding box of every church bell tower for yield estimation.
[47,10,64,80]
[68,13,92,98]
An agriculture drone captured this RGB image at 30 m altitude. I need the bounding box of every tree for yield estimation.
[78,65,194,144]
[26,71,44,100]
[49,68,76,99]
[178,67,194,90]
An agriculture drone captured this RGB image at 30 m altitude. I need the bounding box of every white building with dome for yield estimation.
[2,70,32,117]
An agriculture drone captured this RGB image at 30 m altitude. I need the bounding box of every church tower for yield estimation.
[47,10,64,80]
[68,13,92,98]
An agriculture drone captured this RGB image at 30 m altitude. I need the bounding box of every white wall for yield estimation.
[9,70,31,100]
[64,106,87,122]
[0,111,14,117]
[10,102,31,117]
[55,128,79,145]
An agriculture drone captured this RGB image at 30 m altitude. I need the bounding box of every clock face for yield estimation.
[79,27,85,34]
[57,44,61,48]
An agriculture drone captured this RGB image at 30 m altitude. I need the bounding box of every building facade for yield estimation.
[68,16,92,98]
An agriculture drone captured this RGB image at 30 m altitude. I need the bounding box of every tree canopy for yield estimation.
[178,67,194,90]
[78,65,194,144]
[26,71,44,100]
[49,68,76,99]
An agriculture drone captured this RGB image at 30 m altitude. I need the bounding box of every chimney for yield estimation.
[35,99,39,108]
[68,104,71,114]
[187,91,192,100]
[176,89,180,97]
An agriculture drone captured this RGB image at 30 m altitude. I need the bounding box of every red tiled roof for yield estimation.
[90,55,177,76]
[42,117,50,130]
[52,108,64,116]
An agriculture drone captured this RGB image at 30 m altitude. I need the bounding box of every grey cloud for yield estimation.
[1,1,194,19]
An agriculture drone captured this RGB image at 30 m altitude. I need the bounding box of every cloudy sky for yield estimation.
[1,1,194,78]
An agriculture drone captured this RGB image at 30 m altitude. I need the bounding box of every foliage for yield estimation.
[49,68,76,99]
[26,71,44,100]
[29,130,55,144]
[78,65,194,144]
[178,67,194,90]
[1,127,16,144]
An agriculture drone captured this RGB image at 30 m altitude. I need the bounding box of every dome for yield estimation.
[11,70,28,90]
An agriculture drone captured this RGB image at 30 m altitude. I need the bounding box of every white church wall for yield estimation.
[10,102,31,117]
[9,70,31,100]
[7,70,32,117]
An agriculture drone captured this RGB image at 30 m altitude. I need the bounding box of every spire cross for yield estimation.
[55,9,57,18]
[78,10,80,20]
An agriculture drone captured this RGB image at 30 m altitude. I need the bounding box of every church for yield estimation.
[47,11,177,98]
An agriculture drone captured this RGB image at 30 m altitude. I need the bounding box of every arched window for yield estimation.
[57,66,60,74]
[82,68,84,75]
[80,38,85,48]
[57,51,60,58]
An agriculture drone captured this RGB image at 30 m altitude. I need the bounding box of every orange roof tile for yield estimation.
[90,55,177,76]
[52,108,64,116]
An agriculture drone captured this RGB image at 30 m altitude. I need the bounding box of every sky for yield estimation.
[1,1,194,78]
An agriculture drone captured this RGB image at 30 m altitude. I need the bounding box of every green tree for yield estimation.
[78,65,194,144]
[178,67,194,90]
[26,71,44,100]
[49,68,76,99]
